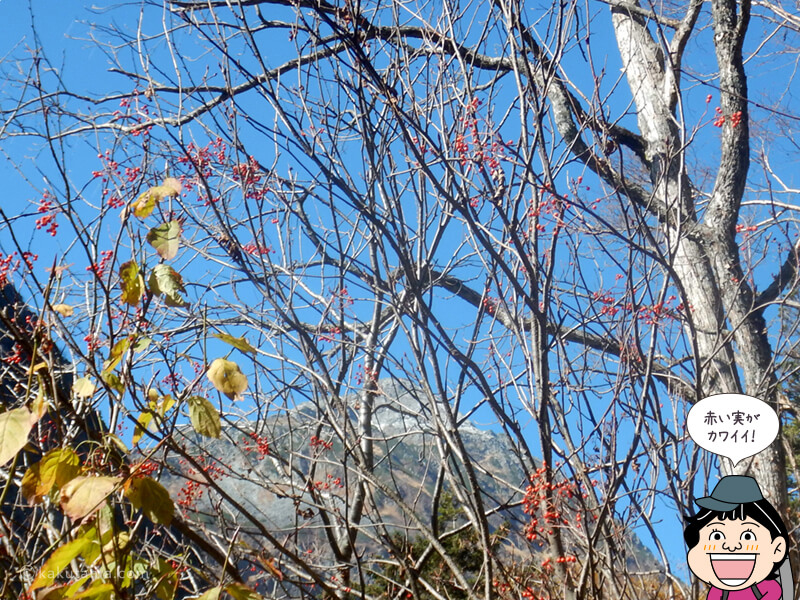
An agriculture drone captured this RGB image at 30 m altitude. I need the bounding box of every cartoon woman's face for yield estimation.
[687,518,786,590]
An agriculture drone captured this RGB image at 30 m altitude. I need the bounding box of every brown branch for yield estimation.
[429,269,696,402]
[703,0,751,232]
[600,0,682,28]
[753,0,800,32]
[755,238,800,307]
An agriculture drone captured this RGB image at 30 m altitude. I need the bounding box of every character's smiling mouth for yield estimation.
[709,553,757,586]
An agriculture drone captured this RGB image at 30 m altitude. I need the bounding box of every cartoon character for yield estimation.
[684,476,793,599]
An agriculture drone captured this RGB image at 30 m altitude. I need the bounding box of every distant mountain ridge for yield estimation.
[159,379,659,576]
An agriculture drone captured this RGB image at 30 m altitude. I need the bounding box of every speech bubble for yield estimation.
[687,394,779,467]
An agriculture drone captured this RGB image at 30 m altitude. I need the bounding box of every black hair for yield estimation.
[684,498,791,574]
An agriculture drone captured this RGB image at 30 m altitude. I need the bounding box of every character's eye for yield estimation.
[709,529,725,541]
[740,529,757,542]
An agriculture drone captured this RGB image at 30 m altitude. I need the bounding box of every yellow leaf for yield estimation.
[212,332,257,355]
[28,527,95,591]
[51,303,74,317]
[132,336,152,353]
[21,448,81,504]
[132,412,153,446]
[35,576,91,600]
[72,377,96,399]
[131,178,182,220]
[59,476,121,520]
[102,337,131,375]
[101,370,124,395]
[119,260,144,306]
[133,392,175,445]
[206,358,248,400]
[0,405,43,466]
[68,581,115,600]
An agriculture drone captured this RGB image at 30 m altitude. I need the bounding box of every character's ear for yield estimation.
[772,536,786,560]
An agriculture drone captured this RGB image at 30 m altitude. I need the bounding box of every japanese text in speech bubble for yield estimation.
[687,394,779,467]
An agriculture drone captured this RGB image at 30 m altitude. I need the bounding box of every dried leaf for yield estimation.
[206,358,248,400]
[72,377,96,399]
[162,177,182,195]
[256,556,285,581]
[0,405,44,466]
[59,476,121,520]
[51,303,74,317]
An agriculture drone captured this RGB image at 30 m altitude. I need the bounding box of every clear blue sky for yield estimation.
[3,0,800,588]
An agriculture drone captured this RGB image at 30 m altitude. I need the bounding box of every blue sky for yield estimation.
[3,0,800,589]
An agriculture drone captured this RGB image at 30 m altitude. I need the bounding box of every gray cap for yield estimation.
[696,475,764,511]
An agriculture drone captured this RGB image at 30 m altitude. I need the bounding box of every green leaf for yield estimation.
[197,587,223,600]
[188,396,221,438]
[125,476,174,525]
[121,559,149,588]
[207,358,248,401]
[212,332,257,355]
[119,260,145,306]
[147,220,182,260]
[29,528,94,591]
[132,336,152,353]
[105,433,129,455]
[152,557,179,600]
[21,447,81,503]
[226,583,264,600]
[149,264,187,307]
[72,377,96,399]
[59,476,121,521]
[131,178,182,220]
[0,404,44,466]
[101,370,124,395]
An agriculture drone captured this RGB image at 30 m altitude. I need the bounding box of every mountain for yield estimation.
[158,378,660,580]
